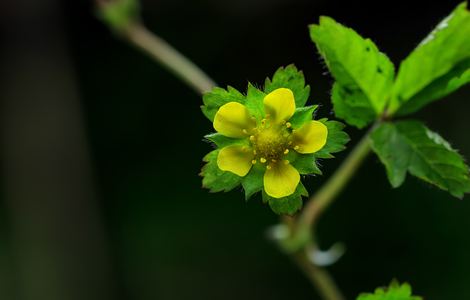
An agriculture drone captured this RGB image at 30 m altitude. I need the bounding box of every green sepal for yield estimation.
[245,83,266,121]
[200,150,242,193]
[356,280,422,300]
[391,2,470,115]
[370,120,470,198]
[310,17,394,128]
[204,133,247,148]
[315,118,350,159]
[265,183,308,216]
[289,105,318,129]
[201,86,245,121]
[97,0,140,33]
[291,153,322,175]
[264,64,311,107]
[241,163,265,200]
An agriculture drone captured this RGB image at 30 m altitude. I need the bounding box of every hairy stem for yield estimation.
[299,132,372,228]
[283,132,372,300]
[292,251,346,300]
[122,22,217,94]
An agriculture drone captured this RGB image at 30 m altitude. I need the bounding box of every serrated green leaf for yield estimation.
[391,2,470,116]
[200,150,242,193]
[289,105,318,129]
[357,280,422,300]
[204,133,247,148]
[291,153,322,175]
[310,17,394,128]
[331,83,377,128]
[201,86,245,121]
[267,183,308,215]
[241,163,265,200]
[315,119,350,159]
[370,120,470,198]
[264,64,311,107]
[245,84,266,121]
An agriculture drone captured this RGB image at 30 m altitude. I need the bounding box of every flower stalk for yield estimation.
[96,1,373,298]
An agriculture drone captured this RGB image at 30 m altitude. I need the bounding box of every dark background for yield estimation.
[1,0,469,299]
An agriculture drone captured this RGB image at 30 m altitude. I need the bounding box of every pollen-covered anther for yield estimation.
[283,149,289,155]
[271,159,277,163]
[266,165,272,170]
[249,135,256,141]
[283,160,290,165]
[294,145,300,150]
[242,129,249,134]
[260,157,267,163]
[285,122,291,128]
[251,159,257,165]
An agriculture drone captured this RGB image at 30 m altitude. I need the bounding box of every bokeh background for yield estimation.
[1,0,469,299]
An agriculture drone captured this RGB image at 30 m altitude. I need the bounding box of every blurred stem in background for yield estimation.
[95,1,372,299]
[0,0,116,299]
[96,0,217,95]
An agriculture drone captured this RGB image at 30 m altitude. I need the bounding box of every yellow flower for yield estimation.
[213,88,328,198]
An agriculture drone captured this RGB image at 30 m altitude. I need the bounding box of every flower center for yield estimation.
[249,118,292,166]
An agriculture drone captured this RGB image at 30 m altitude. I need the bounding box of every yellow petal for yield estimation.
[217,145,254,176]
[293,121,328,154]
[263,88,295,124]
[213,102,256,138]
[264,162,300,198]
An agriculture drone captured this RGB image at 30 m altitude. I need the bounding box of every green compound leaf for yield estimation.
[201,86,245,121]
[200,150,242,193]
[264,183,308,215]
[370,120,470,198]
[289,105,318,129]
[310,17,394,128]
[315,118,350,159]
[97,0,140,32]
[391,2,470,116]
[264,64,311,107]
[245,83,266,121]
[241,163,265,200]
[357,281,422,300]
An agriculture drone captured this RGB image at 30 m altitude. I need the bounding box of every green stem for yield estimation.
[292,251,346,300]
[122,22,217,94]
[299,132,372,228]
[283,132,372,300]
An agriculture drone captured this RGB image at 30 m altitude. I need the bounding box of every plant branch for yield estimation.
[281,131,373,300]
[120,22,217,94]
[292,250,346,300]
[299,131,372,229]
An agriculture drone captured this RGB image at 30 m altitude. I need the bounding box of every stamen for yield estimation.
[283,149,289,155]
[260,157,267,163]
[285,122,291,128]
[251,160,257,165]
[242,129,249,134]
[249,135,255,141]
[266,165,272,170]
[284,160,290,165]
[271,159,277,163]
[294,145,300,150]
